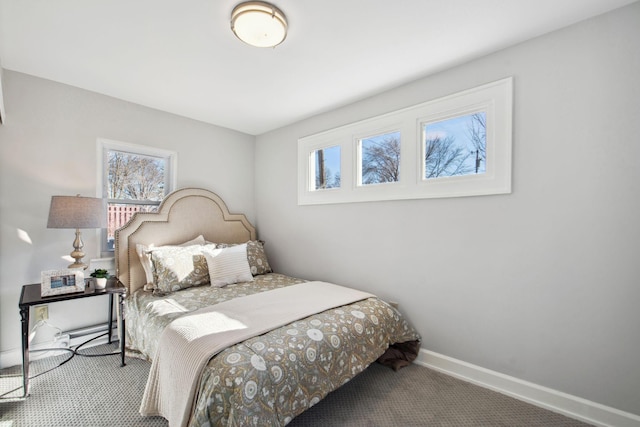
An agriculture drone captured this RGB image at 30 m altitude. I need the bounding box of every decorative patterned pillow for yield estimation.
[136,235,206,286]
[246,240,272,276]
[203,244,254,287]
[150,243,215,292]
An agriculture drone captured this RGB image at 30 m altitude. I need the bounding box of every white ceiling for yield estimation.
[0,0,636,135]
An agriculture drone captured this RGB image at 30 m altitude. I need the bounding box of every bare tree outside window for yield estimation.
[424,135,473,178]
[360,132,401,185]
[108,152,165,200]
[105,150,169,250]
[468,112,487,170]
[424,112,486,179]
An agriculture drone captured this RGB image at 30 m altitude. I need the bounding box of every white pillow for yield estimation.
[204,243,253,288]
[136,235,206,286]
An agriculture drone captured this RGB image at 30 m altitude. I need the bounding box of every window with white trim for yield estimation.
[298,77,512,205]
[98,139,177,252]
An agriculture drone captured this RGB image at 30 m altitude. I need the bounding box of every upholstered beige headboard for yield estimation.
[114,188,256,294]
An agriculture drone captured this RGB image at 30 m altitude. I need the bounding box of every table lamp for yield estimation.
[47,195,107,269]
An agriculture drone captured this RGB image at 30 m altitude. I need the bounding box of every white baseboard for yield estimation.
[415,349,640,427]
[0,324,116,370]
[0,340,70,369]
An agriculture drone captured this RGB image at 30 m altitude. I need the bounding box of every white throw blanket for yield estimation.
[139,281,374,427]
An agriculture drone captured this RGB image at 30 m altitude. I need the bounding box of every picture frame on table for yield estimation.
[41,269,85,297]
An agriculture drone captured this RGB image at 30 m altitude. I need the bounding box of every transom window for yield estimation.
[298,78,512,205]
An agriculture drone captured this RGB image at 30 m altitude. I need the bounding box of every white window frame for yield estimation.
[298,77,513,205]
[97,138,178,253]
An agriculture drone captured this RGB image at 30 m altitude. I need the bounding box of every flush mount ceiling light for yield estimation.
[231,1,288,48]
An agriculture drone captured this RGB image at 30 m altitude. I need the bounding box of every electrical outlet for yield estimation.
[35,305,49,322]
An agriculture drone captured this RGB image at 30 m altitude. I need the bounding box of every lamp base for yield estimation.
[68,261,88,270]
[69,229,88,270]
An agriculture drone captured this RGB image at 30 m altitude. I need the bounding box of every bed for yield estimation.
[115,187,420,427]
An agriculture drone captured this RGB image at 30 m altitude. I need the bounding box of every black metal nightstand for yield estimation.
[18,278,127,397]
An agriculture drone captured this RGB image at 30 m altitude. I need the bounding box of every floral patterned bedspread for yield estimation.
[125,274,420,426]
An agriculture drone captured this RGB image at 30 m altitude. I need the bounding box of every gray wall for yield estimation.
[1,1,638,418]
[255,3,640,415]
[0,71,255,357]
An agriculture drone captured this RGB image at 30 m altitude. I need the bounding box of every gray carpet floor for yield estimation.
[0,343,592,426]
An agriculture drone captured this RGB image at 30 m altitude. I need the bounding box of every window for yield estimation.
[312,145,341,190]
[423,112,486,179]
[98,139,177,252]
[359,131,401,186]
[298,77,512,205]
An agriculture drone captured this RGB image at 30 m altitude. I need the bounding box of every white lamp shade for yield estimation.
[231,1,287,48]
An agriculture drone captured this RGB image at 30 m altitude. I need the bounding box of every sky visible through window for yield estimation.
[322,147,340,178]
